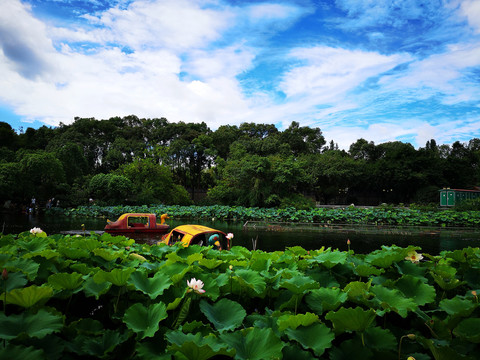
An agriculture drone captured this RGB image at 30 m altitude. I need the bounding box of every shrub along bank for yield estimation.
[48,204,480,227]
[0,231,479,359]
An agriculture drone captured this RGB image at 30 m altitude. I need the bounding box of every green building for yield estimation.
[439,188,480,206]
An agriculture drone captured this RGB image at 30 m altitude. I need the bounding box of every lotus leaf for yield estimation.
[23,249,60,260]
[284,323,334,357]
[395,275,436,306]
[135,341,173,360]
[82,277,112,299]
[220,327,285,360]
[128,271,173,299]
[93,268,135,286]
[305,287,348,313]
[363,326,397,350]
[72,238,102,251]
[277,312,319,331]
[310,250,348,269]
[353,264,384,277]
[58,246,90,259]
[198,258,223,269]
[166,331,234,360]
[282,344,314,360]
[159,261,191,284]
[0,308,63,339]
[329,338,374,360]
[431,273,465,291]
[278,274,319,294]
[48,272,84,290]
[365,245,411,268]
[439,296,477,317]
[2,271,28,291]
[187,253,203,265]
[325,306,376,333]
[344,280,372,302]
[0,344,44,359]
[3,285,53,308]
[5,258,40,280]
[199,298,246,332]
[80,329,129,358]
[123,301,168,339]
[93,248,122,262]
[371,285,418,317]
[17,237,51,253]
[235,269,266,295]
[453,318,480,343]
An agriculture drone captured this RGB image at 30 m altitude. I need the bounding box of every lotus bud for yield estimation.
[229,265,233,270]
[347,239,351,245]
[2,268,7,280]
[407,357,416,360]
[407,334,416,340]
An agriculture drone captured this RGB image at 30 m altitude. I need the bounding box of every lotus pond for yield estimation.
[1,230,480,359]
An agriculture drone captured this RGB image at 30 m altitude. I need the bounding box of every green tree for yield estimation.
[88,173,133,205]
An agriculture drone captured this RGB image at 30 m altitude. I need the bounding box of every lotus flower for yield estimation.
[226,233,234,240]
[30,227,43,235]
[405,251,423,264]
[187,278,205,294]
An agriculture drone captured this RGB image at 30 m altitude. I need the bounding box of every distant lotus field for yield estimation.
[49,204,480,227]
[1,230,479,359]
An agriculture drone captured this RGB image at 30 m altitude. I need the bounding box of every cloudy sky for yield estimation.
[1,0,479,149]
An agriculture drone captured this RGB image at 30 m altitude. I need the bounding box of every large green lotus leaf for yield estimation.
[159,261,191,284]
[128,271,173,299]
[395,275,436,306]
[284,323,334,357]
[440,296,477,317]
[58,246,90,259]
[353,264,384,277]
[305,287,348,314]
[344,281,372,303]
[70,262,96,275]
[167,331,234,360]
[72,238,102,251]
[278,275,319,294]
[198,257,223,269]
[48,272,84,291]
[453,318,480,343]
[23,249,60,260]
[17,237,51,252]
[220,327,285,360]
[136,340,172,360]
[371,285,417,318]
[277,312,318,331]
[198,275,221,301]
[308,269,340,288]
[3,271,28,291]
[123,301,168,339]
[92,248,122,262]
[0,344,44,359]
[0,309,63,340]
[199,298,246,332]
[81,329,129,358]
[282,343,314,360]
[310,251,348,269]
[431,273,465,291]
[5,258,40,280]
[364,326,397,350]
[3,285,53,308]
[365,247,407,268]
[329,337,374,360]
[186,252,203,265]
[93,268,135,286]
[82,277,112,299]
[416,335,471,360]
[443,248,477,263]
[395,260,427,280]
[24,334,65,360]
[67,318,104,335]
[235,269,266,295]
[325,307,376,333]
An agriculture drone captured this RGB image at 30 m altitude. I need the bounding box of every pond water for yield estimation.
[2,212,480,255]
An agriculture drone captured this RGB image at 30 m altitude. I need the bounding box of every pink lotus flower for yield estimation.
[187,278,205,294]
[226,233,234,240]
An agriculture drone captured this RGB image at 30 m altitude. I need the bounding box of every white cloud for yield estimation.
[460,0,480,33]
[280,46,410,102]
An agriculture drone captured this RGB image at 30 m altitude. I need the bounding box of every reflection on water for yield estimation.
[2,213,480,255]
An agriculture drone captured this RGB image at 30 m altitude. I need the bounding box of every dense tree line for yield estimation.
[0,117,479,209]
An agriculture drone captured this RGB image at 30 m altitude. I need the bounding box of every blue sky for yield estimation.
[1,0,479,149]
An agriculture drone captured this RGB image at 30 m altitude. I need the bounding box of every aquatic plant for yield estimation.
[0,231,479,359]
